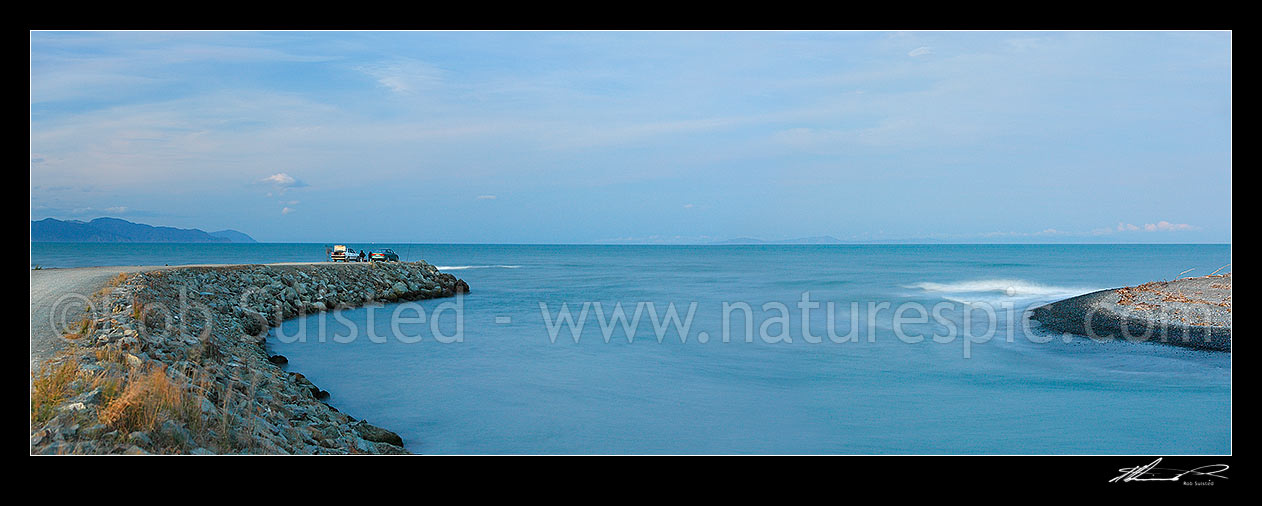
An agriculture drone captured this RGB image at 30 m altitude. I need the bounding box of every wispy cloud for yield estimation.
[356,59,445,95]
[477,195,497,200]
[908,46,933,57]
[1116,221,1198,232]
[30,204,159,219]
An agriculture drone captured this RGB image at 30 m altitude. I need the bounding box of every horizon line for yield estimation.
[30,240,1234,246]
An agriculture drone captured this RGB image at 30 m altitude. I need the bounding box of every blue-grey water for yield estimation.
[32,243,1232,454]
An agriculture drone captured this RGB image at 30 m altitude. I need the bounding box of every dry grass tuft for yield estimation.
[94,273,130,298]
[31,360,82,424]
[94,344,125,364]
[63,317,93,340]
[98,365,192,433]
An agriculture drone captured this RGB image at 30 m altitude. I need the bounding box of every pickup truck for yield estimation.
[330,245,360,262]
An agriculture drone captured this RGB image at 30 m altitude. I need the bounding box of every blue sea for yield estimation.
[31,243,1232,454]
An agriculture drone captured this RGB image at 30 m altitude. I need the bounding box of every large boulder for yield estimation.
[352,421,404,447]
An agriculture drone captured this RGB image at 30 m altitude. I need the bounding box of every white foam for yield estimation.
[436,265,521,270]
[906,279,1096,304]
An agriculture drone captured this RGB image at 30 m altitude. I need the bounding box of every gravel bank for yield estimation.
[30,261,469,455]
[31,266,163,369]
[1029,274,1231,352]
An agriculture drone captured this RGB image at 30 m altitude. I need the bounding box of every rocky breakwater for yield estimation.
[30,261,469,454]
[1029,274,1230,352]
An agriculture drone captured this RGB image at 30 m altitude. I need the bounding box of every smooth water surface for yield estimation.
[269,244,1230,454]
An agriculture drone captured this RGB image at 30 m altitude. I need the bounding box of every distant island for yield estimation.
[31,217,256,243]
[712,236,846,245]
[708,236,960,245]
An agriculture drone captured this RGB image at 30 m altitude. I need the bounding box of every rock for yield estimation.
[1030,274,1231,352]
[290,372,328,399]
[190,447,216,455]
[38,441,73,455]
[128,431,154,446]
[241,312,267,336]
[201,397,218,416]
[72,387,103,406]
[82,423,109,438]
[268,354,288,365]
[159,420,193,447]
[375,441,411,455]
[353,437,376,454]
[353,421,404,447]
[123,353,144,368]
[31,429,52,446]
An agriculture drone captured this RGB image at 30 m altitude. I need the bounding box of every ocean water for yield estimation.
[32,243,1233,454]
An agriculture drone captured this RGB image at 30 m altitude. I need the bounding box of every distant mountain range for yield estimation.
[711,236,847,245]
[31,217,256,243]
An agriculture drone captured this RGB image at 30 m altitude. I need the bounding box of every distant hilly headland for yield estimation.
[31,217,256,243]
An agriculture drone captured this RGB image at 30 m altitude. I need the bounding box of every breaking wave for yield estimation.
[906,279,1096,305]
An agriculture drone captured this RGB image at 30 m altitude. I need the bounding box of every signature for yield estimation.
[1110,458,1229,483]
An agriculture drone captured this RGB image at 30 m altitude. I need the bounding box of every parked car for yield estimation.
[330,245,363,262]
[370,249,400,262]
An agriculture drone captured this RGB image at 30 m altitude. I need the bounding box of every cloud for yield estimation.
[544,116,743,151]
[281,207,295,215]
[1117,221,1197,232]
[683,203,696,209]
[770,118,972,151]
[1145,221,1196,232]
[1005,37,1047,52]
[261,172,305,187]
[477,195,497,200]
[260,172,308,194]
[908,46,933,57]
[357,59,445,95]
[30,205,159,219]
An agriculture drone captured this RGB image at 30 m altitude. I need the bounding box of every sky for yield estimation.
[30,31,1232,243]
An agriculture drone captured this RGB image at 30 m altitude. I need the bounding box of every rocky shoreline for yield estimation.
[30,261,469,455]
[1029,274,1231,352]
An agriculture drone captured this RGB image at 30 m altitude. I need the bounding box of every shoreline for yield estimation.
[30,261,468,454]
[1029,274,1231,352]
